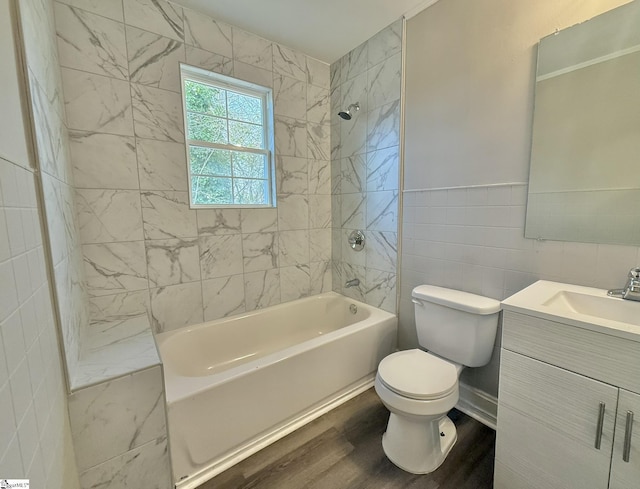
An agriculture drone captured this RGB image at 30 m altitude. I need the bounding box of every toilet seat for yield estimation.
[377,349,458,400]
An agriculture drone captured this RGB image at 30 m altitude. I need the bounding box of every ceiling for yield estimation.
[171,0,436,64]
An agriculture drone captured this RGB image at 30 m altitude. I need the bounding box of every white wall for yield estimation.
[404,0,631,190]
[401,0,639,400]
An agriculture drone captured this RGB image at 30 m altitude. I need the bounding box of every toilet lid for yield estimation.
[377,350,458,400]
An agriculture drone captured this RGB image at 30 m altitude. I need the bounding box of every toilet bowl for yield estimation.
[374,285,501,474]
[374,349,463,474]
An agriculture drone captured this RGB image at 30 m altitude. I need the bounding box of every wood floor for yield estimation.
[199,388,496,489]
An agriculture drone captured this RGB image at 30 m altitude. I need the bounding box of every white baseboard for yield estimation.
[455,382,498,430]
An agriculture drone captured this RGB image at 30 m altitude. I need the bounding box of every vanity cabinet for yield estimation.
[610,390,640,489]
[495,311,640,489]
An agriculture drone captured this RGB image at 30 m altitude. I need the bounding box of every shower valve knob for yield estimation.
[348,230,365,251]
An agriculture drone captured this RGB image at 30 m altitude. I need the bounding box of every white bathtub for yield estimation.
[157,292,397,488]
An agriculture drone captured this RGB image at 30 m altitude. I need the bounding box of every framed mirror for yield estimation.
[525,0,640,245]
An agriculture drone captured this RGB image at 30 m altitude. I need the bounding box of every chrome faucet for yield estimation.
[607,267,640,301]
[345,278,360,288]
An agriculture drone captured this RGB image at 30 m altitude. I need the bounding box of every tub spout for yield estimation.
[345,278,360,288]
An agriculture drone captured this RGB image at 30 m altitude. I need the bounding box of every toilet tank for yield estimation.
[412,285,501,367]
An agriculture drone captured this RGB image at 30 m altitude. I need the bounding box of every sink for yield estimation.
[543,290,638,325]
[501,280,640,341]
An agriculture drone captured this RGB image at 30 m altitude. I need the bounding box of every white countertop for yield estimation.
[502,280,640,343]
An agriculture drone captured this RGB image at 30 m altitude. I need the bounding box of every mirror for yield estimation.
[525,0,640,245]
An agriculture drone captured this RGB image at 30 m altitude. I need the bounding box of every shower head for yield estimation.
[338,102,360,120]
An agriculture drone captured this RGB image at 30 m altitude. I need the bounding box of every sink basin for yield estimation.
[543,290,638,325]
[501,280,640,341]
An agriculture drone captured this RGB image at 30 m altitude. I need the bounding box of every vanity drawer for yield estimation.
[502,311,640,393]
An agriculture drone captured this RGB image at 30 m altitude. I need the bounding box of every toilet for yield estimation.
[374,285,501,474]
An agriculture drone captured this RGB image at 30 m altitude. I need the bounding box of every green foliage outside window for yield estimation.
[183,76,272,206]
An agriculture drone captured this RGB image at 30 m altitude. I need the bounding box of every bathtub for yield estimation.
[157,292,397,488]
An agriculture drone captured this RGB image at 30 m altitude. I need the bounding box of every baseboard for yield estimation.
[455,382,497,430]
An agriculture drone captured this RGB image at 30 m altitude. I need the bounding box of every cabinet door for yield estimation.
[609,389,640,489]
[495,350,619,489]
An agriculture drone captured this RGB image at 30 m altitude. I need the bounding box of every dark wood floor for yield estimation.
[199,388,496,489]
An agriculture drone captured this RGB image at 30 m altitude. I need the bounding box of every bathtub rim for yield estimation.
[157,292,396,404]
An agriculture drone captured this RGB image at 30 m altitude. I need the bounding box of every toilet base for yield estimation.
[381,413,457,474]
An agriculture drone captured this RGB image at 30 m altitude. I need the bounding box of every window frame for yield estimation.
[180,63,276,209]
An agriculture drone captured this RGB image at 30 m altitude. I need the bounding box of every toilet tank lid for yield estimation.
[412,285,501,315]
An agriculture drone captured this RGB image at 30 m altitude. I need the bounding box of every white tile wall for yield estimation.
[0,157,80,487]
[54,0,333,333]
[400,183,640,396]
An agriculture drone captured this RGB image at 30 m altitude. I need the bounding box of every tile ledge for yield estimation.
[70,315,161,391]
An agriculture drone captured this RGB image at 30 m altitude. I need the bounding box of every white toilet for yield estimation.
[374,285,501,474]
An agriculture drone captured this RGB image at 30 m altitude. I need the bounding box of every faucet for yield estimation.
[345,278,360,288]
[607,267,640,301]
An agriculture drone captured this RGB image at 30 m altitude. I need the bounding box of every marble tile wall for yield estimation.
[14,1,171,488]
[19,0,90,382]
[55,0,332,333]
[0,82,79,482]
[330,20,403,313]
[68,366,171,488]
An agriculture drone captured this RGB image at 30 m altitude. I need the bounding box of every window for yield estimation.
[180,64,275,207]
